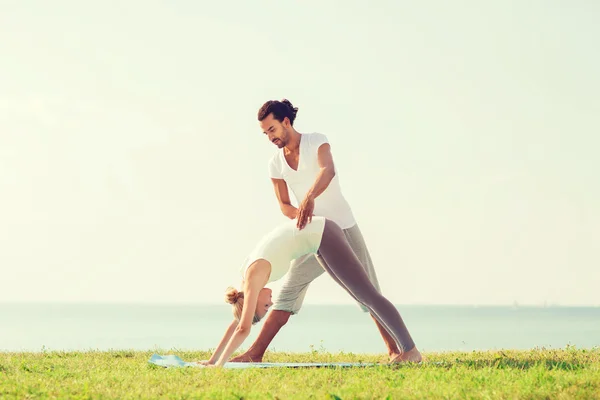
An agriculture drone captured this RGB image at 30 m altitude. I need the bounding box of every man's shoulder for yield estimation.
[304,132,328,140]
[268,149,282,164]
[267,149,285,179]
[303,132,329,149]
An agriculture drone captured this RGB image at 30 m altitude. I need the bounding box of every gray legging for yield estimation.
[316,219,416,352]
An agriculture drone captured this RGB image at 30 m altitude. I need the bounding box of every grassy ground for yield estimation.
[1,347,599,399]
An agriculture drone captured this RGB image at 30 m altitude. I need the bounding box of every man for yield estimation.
[230,99,406,363]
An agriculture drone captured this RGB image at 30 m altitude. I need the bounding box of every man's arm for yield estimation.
[271,178,298,220]
[305,143,335,201]
[296,143,335,229]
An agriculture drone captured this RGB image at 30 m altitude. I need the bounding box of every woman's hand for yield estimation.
[195,360,220,368]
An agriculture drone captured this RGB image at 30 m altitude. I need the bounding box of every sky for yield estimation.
[1,0,598,306]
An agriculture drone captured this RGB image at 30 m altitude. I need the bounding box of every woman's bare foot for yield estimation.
[390,347,423,364]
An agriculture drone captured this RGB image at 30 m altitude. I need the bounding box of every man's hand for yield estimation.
[295,143,335,230]
[296,195,315,230]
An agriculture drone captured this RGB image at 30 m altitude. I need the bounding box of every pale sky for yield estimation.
[1,1,598,306]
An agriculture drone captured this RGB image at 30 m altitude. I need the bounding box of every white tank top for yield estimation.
[240,216,327,283]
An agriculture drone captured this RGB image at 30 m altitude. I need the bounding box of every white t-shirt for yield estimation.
[240,216,327,283]
[268,133,356,230]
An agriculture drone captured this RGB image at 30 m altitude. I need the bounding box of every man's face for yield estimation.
[260,113,289,149]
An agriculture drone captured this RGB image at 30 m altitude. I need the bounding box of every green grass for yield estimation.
[1,346,599,399]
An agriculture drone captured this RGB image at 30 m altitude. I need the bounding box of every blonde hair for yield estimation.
[225,287,262,324]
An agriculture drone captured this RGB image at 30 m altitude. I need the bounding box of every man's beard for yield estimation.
[275,130,288,148]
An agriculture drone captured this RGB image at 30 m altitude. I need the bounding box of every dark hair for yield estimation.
[257,99,299,125]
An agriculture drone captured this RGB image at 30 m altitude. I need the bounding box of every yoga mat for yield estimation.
[149,354,376,369]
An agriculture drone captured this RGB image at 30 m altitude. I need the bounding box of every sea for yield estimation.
[1,303,599,354]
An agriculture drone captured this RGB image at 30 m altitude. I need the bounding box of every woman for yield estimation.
[203,216,422,367]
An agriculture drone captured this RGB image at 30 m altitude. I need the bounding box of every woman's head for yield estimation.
[225,286,273,324]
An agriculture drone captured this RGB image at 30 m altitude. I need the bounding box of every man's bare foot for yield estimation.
[389,352,403,363]
[229,352,263,363]
[390,347,423,364]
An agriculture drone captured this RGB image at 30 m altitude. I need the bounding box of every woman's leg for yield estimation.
[314,253,365,307]
[317,219,416,353]
[315,252,403,359]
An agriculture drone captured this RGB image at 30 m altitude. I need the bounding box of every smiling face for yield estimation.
[260,113,291,149]
[255,287,273,320]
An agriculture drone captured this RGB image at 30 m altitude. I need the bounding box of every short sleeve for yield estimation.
[309,133,329,151]
[268,155,283,179]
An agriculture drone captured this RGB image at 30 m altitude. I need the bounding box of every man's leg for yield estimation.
[343,224,402,360]
[227,310,291,362]
[229,253,325,362]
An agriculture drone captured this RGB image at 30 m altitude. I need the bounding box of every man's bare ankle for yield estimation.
[246,354,264,362]
[390,346,422,364]
[230,352,264,363]
[246,350,265,362]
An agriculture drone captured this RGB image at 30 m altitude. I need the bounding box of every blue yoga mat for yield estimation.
[149,354,376,369]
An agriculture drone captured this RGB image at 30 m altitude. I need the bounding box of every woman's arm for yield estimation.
[214,260,271,366]
[205,319,238,364]
[213,285,260,366]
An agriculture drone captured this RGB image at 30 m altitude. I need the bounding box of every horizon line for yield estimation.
[1,301,599,308]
